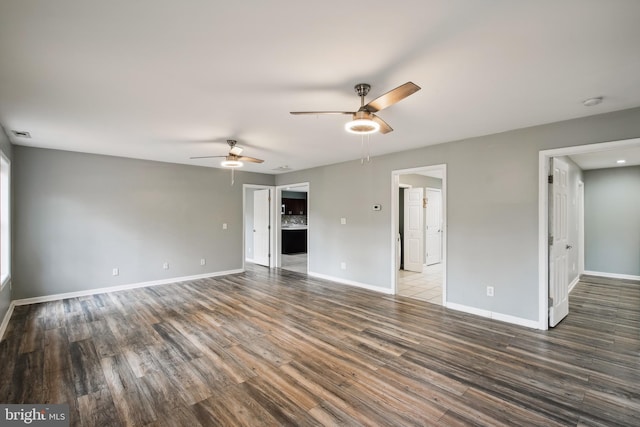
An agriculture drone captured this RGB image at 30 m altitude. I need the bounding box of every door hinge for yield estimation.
[548,175,553,184]
[549,235,554,246]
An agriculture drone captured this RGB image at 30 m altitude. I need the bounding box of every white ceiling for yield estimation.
[1,1,640,174]
[569,145,640,170]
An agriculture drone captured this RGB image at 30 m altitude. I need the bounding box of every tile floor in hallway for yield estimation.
[398,263,443,305]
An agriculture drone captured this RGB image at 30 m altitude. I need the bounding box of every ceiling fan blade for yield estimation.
[371,114,393,134]
[364,82,421,113]
[229,146,243,156]
[290,111,354,115]
[238,156,264,163]
[190,155,226,159]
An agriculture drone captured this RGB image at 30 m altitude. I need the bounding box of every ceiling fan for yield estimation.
[190,139,264,168]
[290,82,421,134]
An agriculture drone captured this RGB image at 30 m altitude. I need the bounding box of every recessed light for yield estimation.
[583,97,603,107]
[616,159,626,164]
[11,130,31,138]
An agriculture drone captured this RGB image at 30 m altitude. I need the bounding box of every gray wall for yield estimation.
[13,146,274,299]
[0,128,12,324]
[399,174,442,189]
[276,107,640,322]
[584,165,640,276]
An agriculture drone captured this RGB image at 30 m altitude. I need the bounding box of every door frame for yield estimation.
[391,165,447,303]
[242,184,276,270]
[425,187,443,266]
[577,180,585,277]
[275,182,310,271]
[537,136,640,330]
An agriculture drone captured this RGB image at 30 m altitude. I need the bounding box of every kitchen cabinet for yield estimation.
[282,198,306,215]
[282,229,307,254]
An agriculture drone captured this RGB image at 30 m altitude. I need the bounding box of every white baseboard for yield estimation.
[307,272,394,295]
[568,275,580,293]
[12,269,244,307]
[446,302,540,329]
[583,270,640,281]
[0,301,16,341]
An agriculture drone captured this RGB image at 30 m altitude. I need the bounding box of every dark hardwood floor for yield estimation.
[1,268,639,426]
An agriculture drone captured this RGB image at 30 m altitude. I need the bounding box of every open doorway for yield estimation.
[538,137,640,329]
[243,185,276,269]
[277,183,309,274]
[392,165,447,305]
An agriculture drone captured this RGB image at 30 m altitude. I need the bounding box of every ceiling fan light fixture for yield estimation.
[345,119,380,135]
[221,159,243,168]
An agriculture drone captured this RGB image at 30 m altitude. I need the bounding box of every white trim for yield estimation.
[308,271,394,295]
[0,150,10,291]
[0,301,15,341]
[583,270,640,281]
[446,302,540,329]
[538,137,640,331]
[12,269,243,306]
[245,258,255,263]
[568,275,580,293]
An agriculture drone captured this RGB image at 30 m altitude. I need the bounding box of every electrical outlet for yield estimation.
[200,258,206,266]
[112,268,119,276]
[340,262,346,270]
[163,262,169,270]
[487,286,494,297]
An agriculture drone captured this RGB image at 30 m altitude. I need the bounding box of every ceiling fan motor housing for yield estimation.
[355,83,371,98]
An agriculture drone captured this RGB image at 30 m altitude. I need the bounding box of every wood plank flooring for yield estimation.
[1,269,639,426]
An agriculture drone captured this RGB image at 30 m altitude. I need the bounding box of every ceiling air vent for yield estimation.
[272,165,292,172]
[11,130,31,138]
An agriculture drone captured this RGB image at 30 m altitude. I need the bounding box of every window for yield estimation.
[0,151,9,289]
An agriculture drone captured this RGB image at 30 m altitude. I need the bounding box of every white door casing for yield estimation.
[549,158,570,327]
[425,188,442,266]
[403,187,424,272]
[253,189,270,267]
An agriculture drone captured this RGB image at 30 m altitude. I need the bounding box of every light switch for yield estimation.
[222,223,228,230]
[340,218,346,225]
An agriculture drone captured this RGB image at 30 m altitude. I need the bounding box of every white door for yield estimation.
[549,158,570,327]
[403,187,424,272]
[425,188,442,266]
[253,189,270,267]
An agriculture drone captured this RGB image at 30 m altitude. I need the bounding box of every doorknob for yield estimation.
[566,244,573,250]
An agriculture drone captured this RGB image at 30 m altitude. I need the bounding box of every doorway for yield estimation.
[243,185,276,269]
[277,183,309,274]
[392,165,447,305]
[538,137,640,330]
